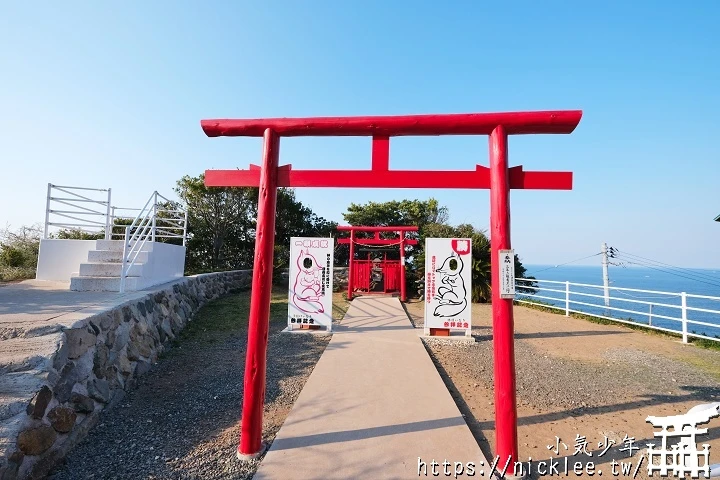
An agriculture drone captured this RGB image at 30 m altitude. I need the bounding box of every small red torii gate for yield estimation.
[336,225,419,301]
[201,110,582,467]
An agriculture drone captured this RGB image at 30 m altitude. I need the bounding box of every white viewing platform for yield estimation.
[36,184,188,292]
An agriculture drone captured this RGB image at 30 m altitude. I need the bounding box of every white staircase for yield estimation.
[70,240,153,292]
[39,184,188,292]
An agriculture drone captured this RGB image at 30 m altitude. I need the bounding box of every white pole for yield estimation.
[120,225,130,294]
[110,206,116,239]
[44,183,52,239]
[602,242,610,309]
[681,292,688,344]
[182,208,188,247]
[565,281,570,317]
[105,188,112,240]
[648,304,653,326]
[151,191,157,242]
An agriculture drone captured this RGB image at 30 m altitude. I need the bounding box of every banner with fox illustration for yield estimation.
[424,238,472,335]
[287,237,334,331]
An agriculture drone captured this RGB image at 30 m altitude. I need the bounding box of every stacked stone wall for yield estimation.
[0,270,252,480]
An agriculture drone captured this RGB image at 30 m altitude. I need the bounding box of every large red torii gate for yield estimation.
[201,110,582,466]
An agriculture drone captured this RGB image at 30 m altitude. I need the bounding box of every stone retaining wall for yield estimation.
[0,270,252,480]
[332,267,348,291]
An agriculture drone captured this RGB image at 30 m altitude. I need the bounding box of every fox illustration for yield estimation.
[433,253,468,318]
[292,249,325,314]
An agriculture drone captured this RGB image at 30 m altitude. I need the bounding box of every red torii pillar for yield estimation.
[336,225,419,301]
[200,111,582,465]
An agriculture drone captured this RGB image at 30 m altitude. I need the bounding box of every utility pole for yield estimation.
[601,242,610,309]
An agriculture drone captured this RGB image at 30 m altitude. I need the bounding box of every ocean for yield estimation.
[518,265,720,341]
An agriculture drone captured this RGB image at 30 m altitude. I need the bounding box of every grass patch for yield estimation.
[331,292,350,320]
[172,286,289,347]
[161,286,351,357]
[0,266,35,282]
[515,298,720,352]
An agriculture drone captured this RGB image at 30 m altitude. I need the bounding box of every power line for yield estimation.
[528,252,603,274]
[612,248,720,282]
[612,256,720,289]
[607,245,720,288]
[610,251,720,287]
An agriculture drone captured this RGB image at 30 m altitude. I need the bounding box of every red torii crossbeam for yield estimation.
[336,225,419,301]
[200,110,582,467]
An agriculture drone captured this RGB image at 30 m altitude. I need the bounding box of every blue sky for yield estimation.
[1,1,718,268]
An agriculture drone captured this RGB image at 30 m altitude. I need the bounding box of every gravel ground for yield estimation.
[406,300,720,480]
[47,290,345,480]
[422,335,720,416]
[45,293,719,479]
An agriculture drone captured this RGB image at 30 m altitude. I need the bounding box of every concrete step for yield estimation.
[78,262,143,278]
[69,276,140,292]
[95,239,154,253]
[88,250,149,263]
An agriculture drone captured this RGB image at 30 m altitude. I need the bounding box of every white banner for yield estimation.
[499,249,516,299]
[424,238,472,334]
[287,237,334,330]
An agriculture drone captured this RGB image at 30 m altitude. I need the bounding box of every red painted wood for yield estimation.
[338,226,416,300]
[347,229,355,299]
[336,226,419,232]
[337,238,418,246]
[201,111,582,463]
[383,262,400,292]
[508,166,573,189]
[200,110,582,137]
[352,260,371,291]
[204,166,571,190]
[238,129,280,457]
[399,236,406,302]
[372,136,390,171]
[429,328,450,337]
[336,225,418,302]
[489,125,519,467]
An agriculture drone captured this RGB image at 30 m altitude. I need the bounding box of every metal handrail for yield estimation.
[119,191,188,293]
[44,183,189,292]
[44,183,188,245]
[515,278,720,344]
[44,183,112,239]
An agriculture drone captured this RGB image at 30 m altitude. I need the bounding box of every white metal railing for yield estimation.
[515,278,720,344]
[108,207,142,239]
[119,191,188,293]
[44,184,113,239]
[44,183,188,293]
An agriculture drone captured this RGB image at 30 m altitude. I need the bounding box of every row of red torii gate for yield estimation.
[288,226,495,338]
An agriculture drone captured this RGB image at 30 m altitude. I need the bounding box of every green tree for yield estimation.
[514,255,538,295]
[174,174,336,275]
[273,188,338,270]
[53,228,104,240]
[175,174,257,273]
[341,198,447,286]
[0,224,43,281]
[343,198,448,234]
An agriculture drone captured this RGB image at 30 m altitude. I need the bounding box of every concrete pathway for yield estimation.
[254,296,488,479]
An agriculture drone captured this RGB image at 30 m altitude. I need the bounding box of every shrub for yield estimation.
[0,224,43,282]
